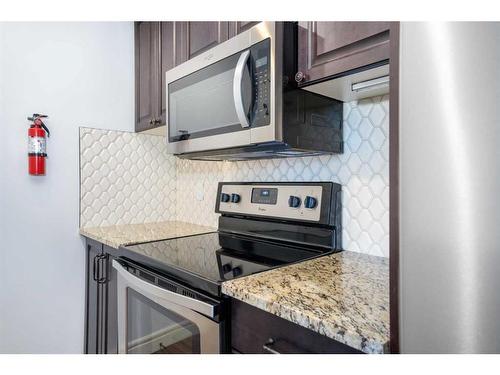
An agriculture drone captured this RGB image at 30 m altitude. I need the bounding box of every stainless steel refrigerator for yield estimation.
[399,22,500,353]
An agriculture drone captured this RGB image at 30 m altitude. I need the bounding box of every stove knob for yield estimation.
[231,193,241,203]
[304,196,318,209]
[222,263,232,274]
[232,266,242,277]
[288,195,301,208]
[220,193,230,203]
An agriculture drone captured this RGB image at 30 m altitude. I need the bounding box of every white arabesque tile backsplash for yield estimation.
[176,95,389,257]
[80,95,389,257]
[79,128,177,227]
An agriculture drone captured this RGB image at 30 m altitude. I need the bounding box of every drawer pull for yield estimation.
[262,337,311,354]
[262,338,280,354]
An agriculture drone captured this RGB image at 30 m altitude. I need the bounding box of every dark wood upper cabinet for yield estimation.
[229,21,261,37]
[135,22,161,132]
[135,21,236,132]
[135,21,390,132]
[159,22,175,126]
[134,21,176,132]
[175,22,230,62]
[297,22,390,85]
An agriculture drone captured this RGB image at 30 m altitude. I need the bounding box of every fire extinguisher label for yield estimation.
[28,136,46,155]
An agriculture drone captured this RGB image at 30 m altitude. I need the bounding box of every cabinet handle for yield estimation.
[262,337,309,354]
[262,338,281,354]
[295,71,306,83]
[97,254,108,284]
[92,254,99,282]
[93,254,108,284]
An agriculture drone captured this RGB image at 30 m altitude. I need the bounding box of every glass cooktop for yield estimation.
[120,232,329,297]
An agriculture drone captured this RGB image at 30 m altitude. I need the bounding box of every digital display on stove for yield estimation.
[251,188,278,205]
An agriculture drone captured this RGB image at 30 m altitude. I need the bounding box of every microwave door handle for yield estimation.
[233,50,251,128]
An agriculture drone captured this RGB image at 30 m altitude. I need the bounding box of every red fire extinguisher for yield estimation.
[27,114,50,176]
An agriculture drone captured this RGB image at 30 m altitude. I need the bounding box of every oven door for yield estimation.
[113,260,221,354]
[166,21,278,154]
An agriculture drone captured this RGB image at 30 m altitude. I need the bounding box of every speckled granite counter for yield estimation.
[80,221,216,249]
[222,251,389,354]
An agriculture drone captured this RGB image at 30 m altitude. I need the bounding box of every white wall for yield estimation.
[0,22,134,353]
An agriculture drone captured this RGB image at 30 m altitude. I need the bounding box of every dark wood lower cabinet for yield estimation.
[84,239,101,354]
[84,238,118,354]
[103,247,118,354]
[230,299,361,354]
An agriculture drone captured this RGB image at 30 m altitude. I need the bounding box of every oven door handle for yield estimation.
[112,260,217,318]
[233,50,251,128]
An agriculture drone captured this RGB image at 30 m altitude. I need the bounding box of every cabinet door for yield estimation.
[135,22,160,132]
[84,239,103,354]
[231,299,361,354]
[103,250,118,354]
[229,21,261,37]
[159,22,175,126]
[175,22,230,63]
[297,22,390,85]
[85,240,119,354]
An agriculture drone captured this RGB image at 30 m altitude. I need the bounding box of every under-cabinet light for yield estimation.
[351,75,390,93]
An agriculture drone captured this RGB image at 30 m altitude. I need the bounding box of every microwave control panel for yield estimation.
[250,38,270,128]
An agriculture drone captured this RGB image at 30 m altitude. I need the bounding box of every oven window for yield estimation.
[126,288,201,354]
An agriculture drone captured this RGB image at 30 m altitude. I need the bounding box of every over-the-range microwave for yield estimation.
[165,22,344,161]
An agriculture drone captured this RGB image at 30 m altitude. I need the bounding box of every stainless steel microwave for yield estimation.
[165,22,343,160]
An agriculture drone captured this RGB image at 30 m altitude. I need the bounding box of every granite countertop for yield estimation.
[222,251,390,354]
[79,221,216,249]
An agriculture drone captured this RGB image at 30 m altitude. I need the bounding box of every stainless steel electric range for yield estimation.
[114,181,342,354]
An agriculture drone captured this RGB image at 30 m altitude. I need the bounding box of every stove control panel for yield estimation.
[216,182,329,222]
